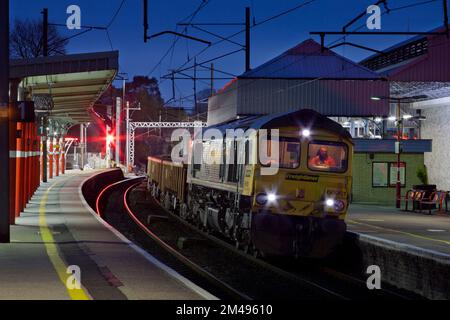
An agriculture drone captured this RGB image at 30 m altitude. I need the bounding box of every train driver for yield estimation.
[309,147,336,168]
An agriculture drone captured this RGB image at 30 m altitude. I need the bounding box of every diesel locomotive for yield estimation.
[148,109,353,258]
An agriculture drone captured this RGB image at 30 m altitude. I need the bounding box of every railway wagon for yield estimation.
[148,156,188,206]
[148,109,353,258]
[147,156,163,185]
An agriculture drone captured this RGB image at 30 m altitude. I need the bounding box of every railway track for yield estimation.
[96,177,248,300]
[96,177,415,300]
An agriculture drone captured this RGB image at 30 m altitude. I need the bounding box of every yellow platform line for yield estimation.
[39,182,91,300]
[348,219,450,246]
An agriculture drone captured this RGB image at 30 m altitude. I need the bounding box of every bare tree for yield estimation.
[10,19,69,59]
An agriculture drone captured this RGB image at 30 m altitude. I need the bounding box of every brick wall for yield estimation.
[422,106,450,191]
[345,232,450,300]
[352,153,424,205]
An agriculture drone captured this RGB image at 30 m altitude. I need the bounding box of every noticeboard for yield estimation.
[389,162,406,187]
[372,162,406,188]
[372,162,389,187]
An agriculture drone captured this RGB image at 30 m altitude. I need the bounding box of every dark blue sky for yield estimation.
[10,0,447,107]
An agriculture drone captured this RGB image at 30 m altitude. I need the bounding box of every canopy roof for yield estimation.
[240,39,381,80]
[11,51,118,125]
[360,25,450,100]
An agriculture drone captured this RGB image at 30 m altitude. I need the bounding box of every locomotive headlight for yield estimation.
[325,198,345,212]
[301,129,311,137]
[256,193,277,206]
[334,200,346,212]
[267,193,277,203]
[325,199,335,207]
[256,193,268,206]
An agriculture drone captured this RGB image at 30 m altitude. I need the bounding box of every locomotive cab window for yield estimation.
[261,137,301,169]
[308,141,348,173]
[280,138,301,169]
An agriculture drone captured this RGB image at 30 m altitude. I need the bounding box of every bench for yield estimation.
[399,190,425,212]
[418,191,447,215]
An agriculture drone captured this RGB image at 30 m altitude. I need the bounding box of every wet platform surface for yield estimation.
[347,204,450,256]
[0,170,212,300]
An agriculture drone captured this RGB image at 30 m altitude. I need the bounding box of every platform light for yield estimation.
[403,114,413,120]
[388,116,397,122]
[375,117,383,123]
[301,129,311,137]
[371,96,382,101]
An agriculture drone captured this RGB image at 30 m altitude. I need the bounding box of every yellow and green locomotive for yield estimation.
[148,109,353,258]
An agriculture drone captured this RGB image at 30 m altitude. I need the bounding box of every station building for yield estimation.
[206,31,450,205]
[361,26,450,192]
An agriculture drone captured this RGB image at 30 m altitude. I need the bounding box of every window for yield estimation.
[227,141,239,183]
[280,138,301,169]
[260,137,301,169]
[308,141,348,173]
[192,141,202,174]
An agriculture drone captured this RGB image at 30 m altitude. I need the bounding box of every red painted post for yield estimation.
[9,106,17,225]
[25,123,31,203]
[55,137,60,177]
[29,123,35,196]
[49,138,53,180]
[396,101,402,209]
[15,122,23,217]
[40,137,43,182]
[61,137,66,175]
[23,123,29,206]
[33,123,39,193]
[27,123,32,202]
[28,123,35,200]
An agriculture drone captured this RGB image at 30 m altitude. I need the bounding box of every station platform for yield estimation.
[346,204,450,299]
[0,170,213,300]
[347,204,450,256]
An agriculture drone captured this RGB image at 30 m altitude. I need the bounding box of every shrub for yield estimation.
[416,165,429,185]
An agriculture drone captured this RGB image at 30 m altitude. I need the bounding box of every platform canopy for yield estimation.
[361,25,450,101]
[10,51,118,125]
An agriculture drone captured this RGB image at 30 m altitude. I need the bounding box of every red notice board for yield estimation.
[389,162,406,188]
